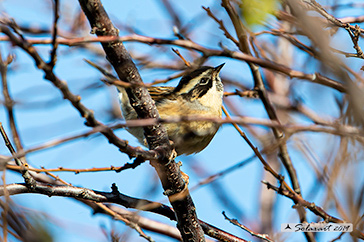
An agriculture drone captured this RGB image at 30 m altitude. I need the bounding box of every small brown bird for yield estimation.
[117,64,224,155]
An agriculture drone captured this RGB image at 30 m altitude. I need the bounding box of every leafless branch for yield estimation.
[0,1,363,241]
[0,124,35,188]
[0,35,347,92]
[202,6,239,46]
[2,114,363,167]
[222,1,301,209]
[0,182,247,242]
[0,24,164,162]
[262,181,364,240]
[77,0,205,240]
[223,212,274,242]
[48,0,60,68]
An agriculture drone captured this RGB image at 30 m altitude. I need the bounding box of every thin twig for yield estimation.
[224,89,258,98]
[84,59,144,88]
[190,155,256,192]
[99,203,155,242]
[0,25,164,162]
[345,25,364,59]
[303,0,364,59]
[223,212,274,242]
[262,181,364,239]
[5,163,159,241]
[304,0,364,33]
[221,3,313,239]
[49,0,60,68]
[171,48,191,67]
[202,6,239,45]
[0,123,35,188]
[0,51,23,152]
[222,0,302,197]
[2,114,363,164]
[0,35,347,92]
[6,163,141,174]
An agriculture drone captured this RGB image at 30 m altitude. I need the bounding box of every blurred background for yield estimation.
[0,0,364,241]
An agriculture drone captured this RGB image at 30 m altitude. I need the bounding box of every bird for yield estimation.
[117,64,224,155]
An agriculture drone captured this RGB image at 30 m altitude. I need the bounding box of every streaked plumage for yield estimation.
[117,64,224,155]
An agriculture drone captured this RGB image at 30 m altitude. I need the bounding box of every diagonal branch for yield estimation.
[0,35,347,92]
[221,0,301,195]
[220,1,313,241]
[223,212,273,242]
[0,24,162,161]
[77,0,205,241]
[2,114,363,167]
[202,6,239,46]
[0,182,247,242]
[262,181,364,240]
[0,124,35,188]
[0,52,23,151]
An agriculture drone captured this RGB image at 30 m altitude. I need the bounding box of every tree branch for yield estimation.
[262,181,364,240]
[0,182,247,242]
[0,35,347,92]
[77,0,205,241]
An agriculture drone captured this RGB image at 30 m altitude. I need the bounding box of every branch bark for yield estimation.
[0,183,247,242]
[77,0,205,241]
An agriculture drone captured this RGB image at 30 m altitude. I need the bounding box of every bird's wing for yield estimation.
[147,86,175,102]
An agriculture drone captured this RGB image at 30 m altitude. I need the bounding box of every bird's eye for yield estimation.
[200,77,209,85]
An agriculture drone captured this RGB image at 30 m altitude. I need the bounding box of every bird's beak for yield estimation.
[214,63,225,73]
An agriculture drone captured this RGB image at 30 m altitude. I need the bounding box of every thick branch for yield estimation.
[77,0,205,241]
[0,183,176,220]
[0,183,247,242]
